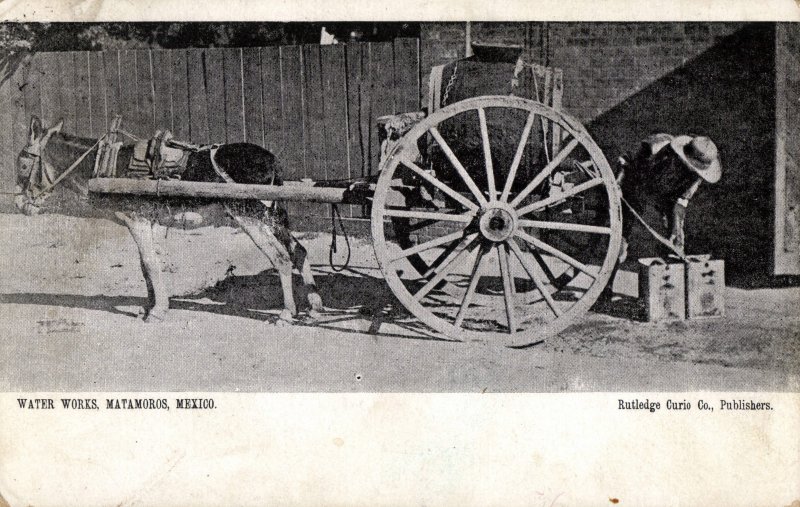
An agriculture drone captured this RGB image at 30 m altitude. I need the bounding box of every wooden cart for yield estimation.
[89,56,622,347]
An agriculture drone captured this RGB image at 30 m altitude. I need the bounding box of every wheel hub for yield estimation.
[478,203,517,242]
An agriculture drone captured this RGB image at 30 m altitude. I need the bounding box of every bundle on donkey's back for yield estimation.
[14,116,323,324]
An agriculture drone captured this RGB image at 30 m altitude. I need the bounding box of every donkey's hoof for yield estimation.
[307,309,323,321]
[308,293,323,311]
[276,309,295,326]
[144,309,167,323]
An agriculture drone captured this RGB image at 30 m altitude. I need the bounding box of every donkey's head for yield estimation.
[15,116,64,215]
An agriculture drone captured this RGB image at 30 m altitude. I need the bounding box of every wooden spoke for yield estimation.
[508,239,562,317]
[382,208,475,223]
[429,127,489,206]
[499,111,536,202]
[395,218,437,232]
[497,243,518,333]
[477,108,497,202]
[530,247,560,286]
[413,236,478,301]
[391,230,468,262]
[518,219,611,235]
[399,157,479,211]
[515,230,596,279]
[516,177,604,216]
[575,159,599,178]
[510,138,579,208]
[539,115,552,163]
[453,244,488,328]
[422,238,464,278]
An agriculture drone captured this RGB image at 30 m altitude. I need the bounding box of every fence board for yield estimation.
[346,42,367,178]
[279,46,305,217]
[22,54,42,126]
[279,46,304,180]
[223,48,244,143]
[151,50,173,132]
[368,42,395,176]
[0,54,17,192]
[393,38,420,112]
[54,52,78,135]
[301,45,328,218]
[117,50,138,138]
[320,44,350,185]
[37,52,62,128]
[260,46,283,157]
[135,49,155,137]
[169,50,190,140]
[186,49,210,143]
[73,52,92,137]
[204,48,227,143]
[346,42,368,217]
[10,60,29,166]
[102,50,120,127]
[89,51,107,137]
[303,45,327,180]
[242,47,264,146]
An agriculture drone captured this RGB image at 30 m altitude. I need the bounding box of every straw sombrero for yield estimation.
[670,135,722,183]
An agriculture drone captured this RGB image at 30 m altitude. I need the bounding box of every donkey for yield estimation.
[14,116,323,323]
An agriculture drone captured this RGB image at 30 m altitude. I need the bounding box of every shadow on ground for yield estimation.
[0,267,450,343]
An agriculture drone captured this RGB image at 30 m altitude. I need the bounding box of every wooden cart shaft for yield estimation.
[87,178,362,204]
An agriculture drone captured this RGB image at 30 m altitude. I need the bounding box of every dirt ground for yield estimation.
[0,213,797,392]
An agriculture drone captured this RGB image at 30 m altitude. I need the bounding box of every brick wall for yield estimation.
[418,22,779,281]
[420,22,744,122]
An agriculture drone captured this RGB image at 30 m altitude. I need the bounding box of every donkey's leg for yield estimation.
[230,214,297,322]
[289,234,323,318]
[137,256,155,317]
[116,212,169,322]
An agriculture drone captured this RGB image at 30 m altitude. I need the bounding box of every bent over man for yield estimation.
[603,133,722,298]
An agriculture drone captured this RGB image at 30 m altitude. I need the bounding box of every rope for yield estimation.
[328,204,351,272]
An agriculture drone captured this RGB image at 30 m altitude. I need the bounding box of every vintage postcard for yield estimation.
[0,0,798,505]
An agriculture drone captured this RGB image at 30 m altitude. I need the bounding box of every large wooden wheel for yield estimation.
[371,96,622,346]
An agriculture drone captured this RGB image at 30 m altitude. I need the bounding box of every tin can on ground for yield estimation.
[638,257,686,322]
[685,255,725,319]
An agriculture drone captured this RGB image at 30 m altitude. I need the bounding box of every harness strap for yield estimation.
[33,134,106,199]
[208,147,275,210]
[208,146,233,183]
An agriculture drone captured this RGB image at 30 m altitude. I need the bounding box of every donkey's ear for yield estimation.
[29,116,42,141]
[46,119,64,137]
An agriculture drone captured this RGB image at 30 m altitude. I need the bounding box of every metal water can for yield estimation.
[684,255,725,319]
[638,257,686,322]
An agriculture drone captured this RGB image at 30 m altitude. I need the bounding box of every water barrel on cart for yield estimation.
[429,53,549,198]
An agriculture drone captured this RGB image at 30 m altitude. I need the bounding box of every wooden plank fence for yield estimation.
[0,39,421,220]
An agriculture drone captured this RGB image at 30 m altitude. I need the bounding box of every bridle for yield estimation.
[22,134,104,200]
[18,147,48,191]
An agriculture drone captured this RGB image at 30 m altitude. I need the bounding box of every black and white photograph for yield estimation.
[0,3,799,505]
[1,18,797,392]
